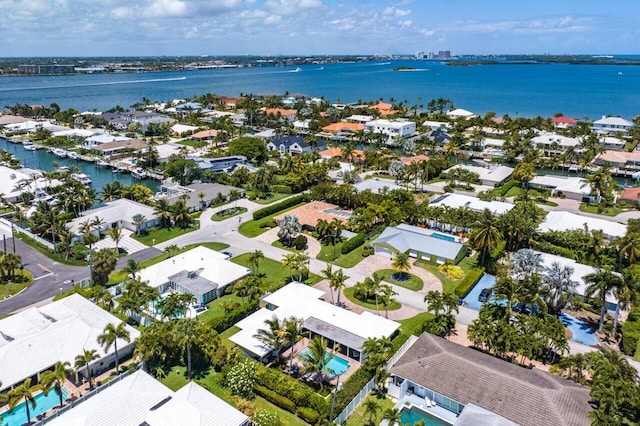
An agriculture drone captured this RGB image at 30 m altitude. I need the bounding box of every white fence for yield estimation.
[385,335,419,369]
[1,218,56,250]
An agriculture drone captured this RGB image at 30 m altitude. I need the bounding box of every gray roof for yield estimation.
[455,404,519,426]
[389,333,591,426]
[166,183,242,209]
[168,269,218,295]
[303,316,366,350]
[373,224,464,260]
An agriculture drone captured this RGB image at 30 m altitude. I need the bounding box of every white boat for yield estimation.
[70,173,92,186]
[52,148,67,158]
[57,166,70,173]
[95,159,109,167]
[68,152,79,160]
[131,167,147,179]
[113,163,129,173]
[23,141,37,151]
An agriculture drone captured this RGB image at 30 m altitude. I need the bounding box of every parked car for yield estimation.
[478,288,492,303]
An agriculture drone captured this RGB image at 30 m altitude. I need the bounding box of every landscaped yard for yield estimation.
[343,287,401,313]
[245,191,292,205]
[211,207,248,222]
[133,224,200,246]
[375,269,424,291]
[316,240,345,262]
[239,202,306,238]
[197,294,247,323]
[344,393,395,426]
[231,253,321,285]
[0,270,34,300]
[415,255,478,294]
[579,203,624,217]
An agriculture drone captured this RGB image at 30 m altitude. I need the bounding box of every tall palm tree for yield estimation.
[154,198,173,229]
[298,336,339,390]
[620,235,640,266]
[7,378,40,424]
[283,316,305,372]
[123,259,140,280]
[330,268,349,305]
[74,349,99,390]
[362,398,380,424]
[173,318,201,380]
[541,262,578,315]
[511,248,542,279]
[131,213,147,237]
[41,361,73,408]
[391,251,411,281]
[248,250,265,275]
[585,269,623,332]
[379,284,398,318]
[253,315,288,357]
[319,263,335,303]
[382,407,402,426]
[470,208,502,265]
[106,226,123,253]
[97,322,131,375]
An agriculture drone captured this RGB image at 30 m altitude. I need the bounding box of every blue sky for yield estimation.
[1,0,637,57]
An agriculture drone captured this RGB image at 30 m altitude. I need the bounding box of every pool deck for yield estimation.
[281,338,361,384]
[387,394,458,425]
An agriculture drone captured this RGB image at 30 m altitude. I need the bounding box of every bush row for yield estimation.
[271,184,293,194]
[530,240,576,260]
[454,267,485,298]
[341,233,365,255]
[296,406,320,424]
[207,299,259,333]
[497,179,519,196]
[254,384,296,412]
[252,194,309,220]
[621,306,640,356]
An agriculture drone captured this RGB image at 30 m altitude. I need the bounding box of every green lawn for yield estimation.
[108,242,229,284]
[375,269,424,291]
[334,246,369,268]
[271,240,299,253]
[219,326,241,350]
[246,192,292,205]
[398,312,434,336]
[231,253,321,285]
[415,255,478,294]
[0,270,34,300]
[175,139,203,147]
[344,393,395,426]
[239,202,306,238]
[343,287,401,312]
[133,224,199,246]
[316,240,345,262]
[579,203,625,217]
[197,295,247,323]
[211,207,248,222]
[634,339,640,362]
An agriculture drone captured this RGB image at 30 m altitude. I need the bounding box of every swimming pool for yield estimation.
[432,233,456,242]
[401,405,452,426]
[560,312,599,346]
[462,274,497,310]
[298,347,350,377]
[1,387,69,425]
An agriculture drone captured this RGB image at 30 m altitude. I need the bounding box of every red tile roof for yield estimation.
[621,187,640,201]
[551,117,577,124]
[265,108,296,116]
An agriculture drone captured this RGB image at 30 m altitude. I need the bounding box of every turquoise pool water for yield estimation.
[432,233,456,242]
[401,405,452,426]
[298,347,350,377]
[1,387,69,426]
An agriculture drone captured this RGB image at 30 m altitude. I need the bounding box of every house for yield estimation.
[230,283,399,362]
[529,175,591,201]
[532,132,581,152]
[266,135,325,155]
[345,114,374,124]
[387,333,591,426]
[538,210,627,239]
[97,112,128,130]
[120,110,161,122]
[253,129,276,141]
[138,246,251,305]
[422,120,452,131]
[372,224,467,264]
[68,199,158,237]
[82,133,130,149]
[620,187,640,204]
[551,116,577,129]
[0,115,29,126]
[446,108,476,119]
[592,116,634,136]
[274,201,351,229]
[443,164,514,187]
[163,182,243,212]
[52,128,98,139]
[293,119,311,133]
[318,147,365,162]
[429,193,514,215]
[399,154,429,166]
[368,102,397,116]
[322,122,365,135]
[353,179,402,194]
[481,138,506,158]
[365,119,416,141]
[170,123,199,136]
[0,294,140,392]
[187,155,247,172]
[0,166,63,203]
[190,129,219,142]
[45,370,250,426]
[429,129,452,145]
[91,139,147,156]
[219,96,244,109]
[174,101,204,114]
[598,135,626,151]
[264,108,297,122]
[595,150,640,170]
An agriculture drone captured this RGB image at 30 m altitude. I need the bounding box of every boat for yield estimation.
[23,141,37,151]
[68,152,79,160]
[289,67,301,73]
[95,159,109,167]
[70,173,92,186]
[57,166,70,173]
[113,163,129,173]
[51,148,67,158]
[131,167,147,179]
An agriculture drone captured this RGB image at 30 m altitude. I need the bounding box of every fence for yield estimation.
[36,370,132,425]
[334,334,420,424]
[1,218,56,250]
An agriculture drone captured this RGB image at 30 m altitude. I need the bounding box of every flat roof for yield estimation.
[530,175,589,195]
[68,199,156,234]
[373,224,465,260]
[538,211,626,238]
[0,294,140,391]
[429,193,514,215]
[353,179,402,194]
[445,164,514,184]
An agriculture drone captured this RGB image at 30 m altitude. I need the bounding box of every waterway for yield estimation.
[0,137,159,195]
[1,60,639,119]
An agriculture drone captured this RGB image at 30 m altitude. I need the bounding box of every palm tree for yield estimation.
[106,226,123,253]
[585,268,623,332]
[382,407,402,426]
[391,251,411,281]
[131,213,147,237]
[541,262,578,315]
[74,349,100,390]
[330,268,349,306]
[253,315,288,357]
[620,235,640,266]
[7,378,40,424]
[470,208,502,265]
[379,284,397,318]
[511,248,542,279]
[123,259,140,280]
[92,286,114,312]
[493,276,525,316]
[248,250,265,275]
[97,322,131,375]
[283,316,305,372]
[277,214,301,247]
[173,318,200,380]
[298,336,339,390]
[319,263,335,303]
[362,398,380,424]
[41,361,73,408]
[154,198,173,229]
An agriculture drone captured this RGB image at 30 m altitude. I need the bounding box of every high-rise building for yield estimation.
[437,50,451,60]
[427,51,435,60]
[415,51,424,59]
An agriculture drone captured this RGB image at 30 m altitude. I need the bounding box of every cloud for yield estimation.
[382,7,411,18]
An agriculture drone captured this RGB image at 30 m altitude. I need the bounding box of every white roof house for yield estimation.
[0,166,63,202]
[46,370,249,426]
[592,116,634,136]
[365,119,416,140]
[138,246,251,304]
[529,175,590,201]
[231,283,399,362]
[170,124,199,135]
[353,179,402,194]
[444,164,514,187]
[538,211,627,239]
[373,224,467,264]
[532,132,581,151]
[446,108,476,119]
[0,294,140,391]
[429,193,515,215]
[68,199,158,236]
[51,128,98,138]
[82,133,130,148]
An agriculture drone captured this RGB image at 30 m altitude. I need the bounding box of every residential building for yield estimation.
[318,147,365,162]
[68,198,158,237]
[532,132,581,152]
[595,150,640,170]
[230,283,399,362]
[446,108,476,119]
[345,114,374,124]
[372,224,467,264]
[219,96,244,109]
[91,139,147,156]
[170,123,199,136]
[353,179,402,194]
[293,119,311,133]
[81,134,130,149]
[368,102,397,116]
[120,111,161,122]
[0,294,140,392]
[365,119,416,141]
[17,64,75,74]
[45,370,249,426]
[592,116,634,136]
[422,120,452,131]
[187,155,247,172]
[274,201,351,229]
[443,164,514,187]
[322,122,365,134]
[138,246,251,304]
[190,129,219,142]
[0,166,63,203]
[429,129,452,145]
[387,333,591,426]
[598,135,626,151]
[529,175,591,201]
[551,116,577,129]
[538,210,627,239]
[429,193,514,215]
[266,135,325,155]
[620,187,640,204]
[264,108,297,122]
[162,182,244,212]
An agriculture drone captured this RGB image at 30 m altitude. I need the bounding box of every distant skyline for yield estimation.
[1,0,638,57]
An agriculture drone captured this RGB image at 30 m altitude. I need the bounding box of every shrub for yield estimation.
[296,407,320,424]
[271,184,293,194]
[254,385,296,412]
[498,179,518,196]
[252,409,282,426]
[292,235,308,250]
[252,194,308,220]
[530,240,576,260]
[438,263,465,280]
[235,398,256,417]
[455,267,485,298]
[227,359,256,398]
[207,300,259,333]
[341,233,365,255]
[621,307,640,356]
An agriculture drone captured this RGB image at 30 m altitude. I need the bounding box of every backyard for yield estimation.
[415,255,478,294]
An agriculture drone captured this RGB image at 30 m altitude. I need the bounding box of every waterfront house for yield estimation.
[322,121,365,135]
[82,133,130,149]
[68,198,158,237]
[551,116,578,129]
[264,108,297,122]
[266,135,325,155]
[620,187,640,204]
[595,150,640,170]
[592,116,634,136]
[429,193,514,215]
[0,115,29,126]
[446,108,476,119]
[532,131,581,153]
[163,182,244,212]
[187,155,247,172]
[91,139,147,157]
[529,175,591,201]
[219,96,245,109]
[598,135,626,151]
[138,246,250,305]
[230,283,399,362]
[538,210,627,239]
[45,370,250,426]
[428,129,452,145]
[345,114,374,124]
[442,164,513,187]
[0,294,139,392]
[387,333,591,426]
[365,119,416,141]
[0,166,63,203]
[120,110,162,122]
[367,102,397,116]
[169,123,199,137]
[372,224,467,264]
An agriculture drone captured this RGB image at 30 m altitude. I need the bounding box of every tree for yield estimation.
[41,361,73,408]
[173,318,201,380]
[248,250,265,275]
[362,398,380,424]
[585,268,623,332]
[379,284,398,318]
[513,162,536,187]
[106,226,123,253]
[132,213,147,237]
[164,156,200,185]
[91,248,118,286]
[7,378,40,424]
[123,259,140,280]
[330,268,349,306]
[582,167,614,207]
[470,208,503,265]
[320,263,336,303]
[154,198,173,229]
[391,251,411,281]
[541,262,578,315]
[157,292,195,320]
[164,244,180,257]
[253,315,288,357]
[283,316,305,373]
[74,349,100,390]
[97,322,131,375]
[277,215,301,247]
[382,407,402,426]
[298,336,339,390]
[511,248,542,280]
[227,136,268,163]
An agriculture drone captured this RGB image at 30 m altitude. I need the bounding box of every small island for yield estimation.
[394,66,416,71]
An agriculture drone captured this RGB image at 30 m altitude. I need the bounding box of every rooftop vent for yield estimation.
[149,396,172,411]
[187,271,198,279]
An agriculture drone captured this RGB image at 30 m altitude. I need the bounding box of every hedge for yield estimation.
[455,267,485,298]
[621,307,640,356]
[498,179,519,196]
[341,233,365,255]
[530,240,576,260]
[296,407,320,424]
[207,300,259,333]
[254,384,297,412]
[271,184,293,194]
[252,194,309,220]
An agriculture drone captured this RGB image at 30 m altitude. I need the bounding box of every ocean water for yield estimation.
[1,60,638,119]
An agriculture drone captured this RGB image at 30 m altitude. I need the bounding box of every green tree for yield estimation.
[512,162,536,188]
[470,208,503,265]
[277,215,301,247]
[132,213,147,237]
[585,268,623,332]
[253,315,288,357]
[391,251,411,281]
[74,349,100,390]
[382,407,402,426]
[41,361,73,408]
[154,198,173,229]
[298,336,339,390]
[362,398,380,424]
[541,262,578,315]
[91,248,118,286]
[227,136,268,163]
[173,318,201,380]
[106,226,123,253]
[248,250,265,275]
[7,378,40,424]
[97,322,131,375]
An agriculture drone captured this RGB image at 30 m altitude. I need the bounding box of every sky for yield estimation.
[1,0,638,57]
